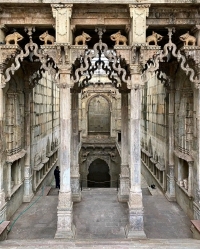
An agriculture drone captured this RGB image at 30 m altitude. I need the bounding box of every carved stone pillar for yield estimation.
[23,87,34,202]
[126,65,146,239]
[129,4,150,44]
[55,69,75,239]
[118,91,129,202]
[51,4,73,44]
[71,91,81,202]
[165,87,176,201]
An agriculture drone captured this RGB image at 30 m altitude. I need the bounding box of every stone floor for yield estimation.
[2,176,198,248]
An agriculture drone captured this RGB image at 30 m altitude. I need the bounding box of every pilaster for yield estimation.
[118,91,129,202]
[51,4,73,44]
[71,91,81,202]
[125,65,146,239]
[23,86,34,202]
[129,4,150,44]
[165,86,176,201]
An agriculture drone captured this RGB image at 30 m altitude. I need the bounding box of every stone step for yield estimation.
[1,239,200,249]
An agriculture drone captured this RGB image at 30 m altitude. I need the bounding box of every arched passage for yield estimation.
[87,159,110,188]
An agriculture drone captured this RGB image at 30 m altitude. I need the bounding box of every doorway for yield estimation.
[88,159,110,188]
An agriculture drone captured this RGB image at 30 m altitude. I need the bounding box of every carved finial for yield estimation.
[95,27,106,42]
[24,26,35,43]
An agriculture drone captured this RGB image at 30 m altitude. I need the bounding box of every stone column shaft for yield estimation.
[71,91,81,202]
[55,79,75,239]
[118,92,129,202]
[126,76,146,239]
[165,89,176,201]
[23,88,34,202]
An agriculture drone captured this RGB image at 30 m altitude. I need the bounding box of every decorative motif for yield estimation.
[110,31,127,46]
[72,28,131,89]
[143,27,200,87]
[146,31,163,45]
[5,32,23,45]
[3,28,58,88]
[74,32,91,45]
[39,31,55,45]
[179,31,196,46]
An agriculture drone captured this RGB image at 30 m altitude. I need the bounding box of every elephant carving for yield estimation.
[110,31,127,45]
[74,32,91,45]
[146,31,163,45]
[39,31,55,45]
[179,31,196,46]
[5,32,23,45]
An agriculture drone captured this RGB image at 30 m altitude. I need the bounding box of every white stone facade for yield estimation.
[0,0,200,239]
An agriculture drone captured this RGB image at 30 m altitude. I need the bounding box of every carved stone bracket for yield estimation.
[143,27,200,88]
[2,30,58,89]
[71,28,131,90]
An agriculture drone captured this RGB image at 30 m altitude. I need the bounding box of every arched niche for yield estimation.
[87,94,111,135]
[87,158,110,188]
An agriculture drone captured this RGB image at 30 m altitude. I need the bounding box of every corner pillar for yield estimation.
[118,91,129,202]
[71,91,81,202]
[55,70,75,239]
[125,65,146,239]
[23,87,34,202]
[165,87,176,201]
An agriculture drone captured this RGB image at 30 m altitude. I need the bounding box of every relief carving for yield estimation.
[146,31,163,45]
[39,31,55,45]
[179,32,196,46]
[74,32,91,45]
[110,31,127,46]
[5,32,23,45]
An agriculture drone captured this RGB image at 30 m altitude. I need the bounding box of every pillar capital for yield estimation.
[129,4,150,44]
[51,4,73,44]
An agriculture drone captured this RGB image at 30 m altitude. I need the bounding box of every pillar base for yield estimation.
[118,192,129,202]
[55,223,76,239]
[165,192,176,202]
[72,193,81,202]
[71,177,81,202]
[55,209,76,239]
[125,224,146,239]
[23,193,34,203]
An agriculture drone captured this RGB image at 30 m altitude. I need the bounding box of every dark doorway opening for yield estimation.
[88,159,110,188]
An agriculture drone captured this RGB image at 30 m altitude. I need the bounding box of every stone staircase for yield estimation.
[0,238,200,249]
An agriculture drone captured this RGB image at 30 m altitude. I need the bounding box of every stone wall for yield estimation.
[0,69,59,220]
[141,73,167,190]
